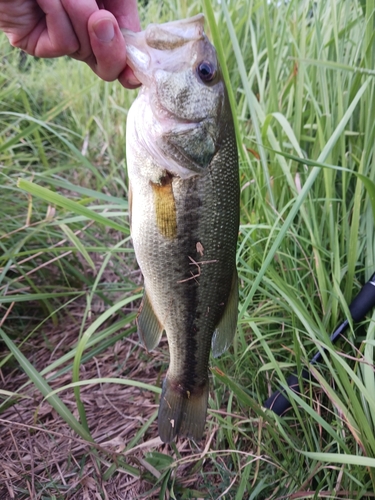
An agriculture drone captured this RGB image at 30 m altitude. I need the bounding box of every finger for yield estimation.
[87,10,128,82]
[17,0,79,57]
[102,0,141,31]
[60,0,99,61]
[100,0,141,87]
[118,65,142,89]
[88,7,141,87]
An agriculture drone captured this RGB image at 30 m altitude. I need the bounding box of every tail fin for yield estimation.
[158,376,209,443]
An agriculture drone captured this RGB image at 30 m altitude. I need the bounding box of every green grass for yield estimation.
[1,0,375,498]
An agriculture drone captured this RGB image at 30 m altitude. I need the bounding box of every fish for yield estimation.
[123,14,239,443]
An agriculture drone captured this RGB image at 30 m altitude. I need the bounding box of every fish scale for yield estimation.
[123,14,239,443]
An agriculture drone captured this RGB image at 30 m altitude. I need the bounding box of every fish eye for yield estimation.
[197,61,217,83]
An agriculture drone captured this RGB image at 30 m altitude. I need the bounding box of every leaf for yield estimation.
[239,79,371,319]
[301,451,375,468]
[17,179,129,234]
[60,223,96,271]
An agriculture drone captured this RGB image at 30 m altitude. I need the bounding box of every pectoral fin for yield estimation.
[211,271,238,358]
[137,292,164,351]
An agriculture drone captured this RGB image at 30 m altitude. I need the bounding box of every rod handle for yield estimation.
[263,369,310,414]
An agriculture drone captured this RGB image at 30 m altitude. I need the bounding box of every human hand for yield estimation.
[0,0,141,88]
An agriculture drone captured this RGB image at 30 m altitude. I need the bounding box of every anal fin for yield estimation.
[137,292,164,351]
[211,270,238,358]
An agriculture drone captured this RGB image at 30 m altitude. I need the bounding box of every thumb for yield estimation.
[88,12,127,82]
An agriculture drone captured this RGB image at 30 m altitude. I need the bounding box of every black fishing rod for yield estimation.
[263,271,375,415]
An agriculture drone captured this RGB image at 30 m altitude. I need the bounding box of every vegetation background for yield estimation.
[1,0,375,498]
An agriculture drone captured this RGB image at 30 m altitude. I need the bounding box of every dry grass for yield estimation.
[1,308,153,498]
[0,300,236,499]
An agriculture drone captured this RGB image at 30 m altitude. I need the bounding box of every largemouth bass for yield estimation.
[123,14,239,443]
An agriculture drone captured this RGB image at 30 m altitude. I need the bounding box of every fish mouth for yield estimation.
[121,14,205,86]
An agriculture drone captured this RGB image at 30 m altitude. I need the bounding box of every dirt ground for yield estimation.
[0,302,217,499]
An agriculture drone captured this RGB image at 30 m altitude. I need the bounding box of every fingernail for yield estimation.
[124,80,142,89]
[125,76,141,88]
[93,18,115,43]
